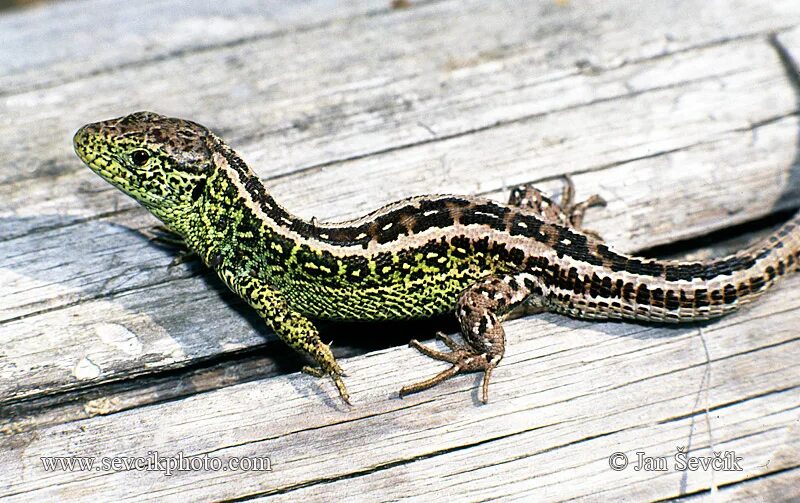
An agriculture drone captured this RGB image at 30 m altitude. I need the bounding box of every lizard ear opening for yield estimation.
[191,178,206,201]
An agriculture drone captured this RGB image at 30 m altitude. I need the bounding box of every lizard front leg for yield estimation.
[400,273,538,403]
[222,271,350,404]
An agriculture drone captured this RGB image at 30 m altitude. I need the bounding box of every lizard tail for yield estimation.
[550,212,800,323]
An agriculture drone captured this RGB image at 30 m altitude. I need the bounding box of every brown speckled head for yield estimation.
[74,111,215,223]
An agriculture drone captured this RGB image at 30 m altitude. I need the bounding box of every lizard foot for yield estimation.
[399,332,498,403]
[168,250,200,268]
[558,175,607,239]
[508,175,606,239]
[302,364,352,406]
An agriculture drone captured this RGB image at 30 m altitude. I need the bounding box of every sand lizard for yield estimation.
[73,112,800,405]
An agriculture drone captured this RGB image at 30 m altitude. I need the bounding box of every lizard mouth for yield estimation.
[73,123,171,212]
[73,124,131,190]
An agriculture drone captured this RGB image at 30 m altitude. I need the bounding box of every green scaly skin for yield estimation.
[74,112,800,405]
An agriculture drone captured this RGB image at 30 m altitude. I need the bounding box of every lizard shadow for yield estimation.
[578,34,800,344]
[0,215,299,399]
[3,140,797,405]
[522,37,800,494]
[241,45,800,407]
[0,214,458,405]
[772,33,800,216]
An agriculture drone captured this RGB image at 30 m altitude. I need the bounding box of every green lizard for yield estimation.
[74,112,800,404]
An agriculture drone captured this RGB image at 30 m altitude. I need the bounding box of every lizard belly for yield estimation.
[278,261,502,321]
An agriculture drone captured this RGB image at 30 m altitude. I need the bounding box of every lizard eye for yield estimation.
[131,150,150,166]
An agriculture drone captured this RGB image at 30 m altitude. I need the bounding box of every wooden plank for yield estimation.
[2,21,797,246]
[0,220,787,436]
[3,26,800,408]
[5,35,796,258]
[678,468,800,502]
[1,5,798,501]
[1,272,797,501]
[0,0,402,92]
[262,394,799,502]
[4,0,800,189]
[1,120,796,406]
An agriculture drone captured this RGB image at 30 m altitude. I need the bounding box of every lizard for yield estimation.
[73,111,800,405]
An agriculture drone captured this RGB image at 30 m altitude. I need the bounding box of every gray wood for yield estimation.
[1,274,798,501]
[0,0,397,92]
[3,17,800,407]
[1,0,798,501]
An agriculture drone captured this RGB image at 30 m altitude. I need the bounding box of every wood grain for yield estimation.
[1,1,798,501]
[3,15,800,407]
[1,272,798,501]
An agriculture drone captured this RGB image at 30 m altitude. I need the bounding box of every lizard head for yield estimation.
[74,111,214,225]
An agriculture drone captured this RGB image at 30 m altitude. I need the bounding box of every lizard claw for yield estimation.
[168,251,199,268]
[302,365,351,405]
[400,336,497,403]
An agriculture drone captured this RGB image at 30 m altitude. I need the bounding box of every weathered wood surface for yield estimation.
[1,0,799,501]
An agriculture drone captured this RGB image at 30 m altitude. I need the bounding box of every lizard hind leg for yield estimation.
[399,273,535,403]
[508,175,607,239]
[507,182,571,225]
